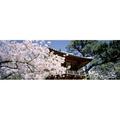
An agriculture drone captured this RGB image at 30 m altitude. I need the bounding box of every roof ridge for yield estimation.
[48,47,93,60]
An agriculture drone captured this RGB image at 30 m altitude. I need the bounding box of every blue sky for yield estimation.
[4,40,70,52]
[48,40,70,52]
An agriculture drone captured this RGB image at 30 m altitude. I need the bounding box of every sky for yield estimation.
[48,40,70,52]
[0,40,70,52]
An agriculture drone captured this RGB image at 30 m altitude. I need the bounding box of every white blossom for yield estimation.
[0,40,66,80]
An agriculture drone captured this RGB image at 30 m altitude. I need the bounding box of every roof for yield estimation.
[49,48,93,68]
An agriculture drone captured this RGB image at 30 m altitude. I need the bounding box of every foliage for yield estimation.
[66,40,120,80]
[89,62,117,80]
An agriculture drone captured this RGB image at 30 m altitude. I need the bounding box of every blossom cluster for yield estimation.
[0,40,66,80]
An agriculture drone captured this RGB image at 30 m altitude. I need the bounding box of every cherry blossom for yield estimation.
[0,40,66,80]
